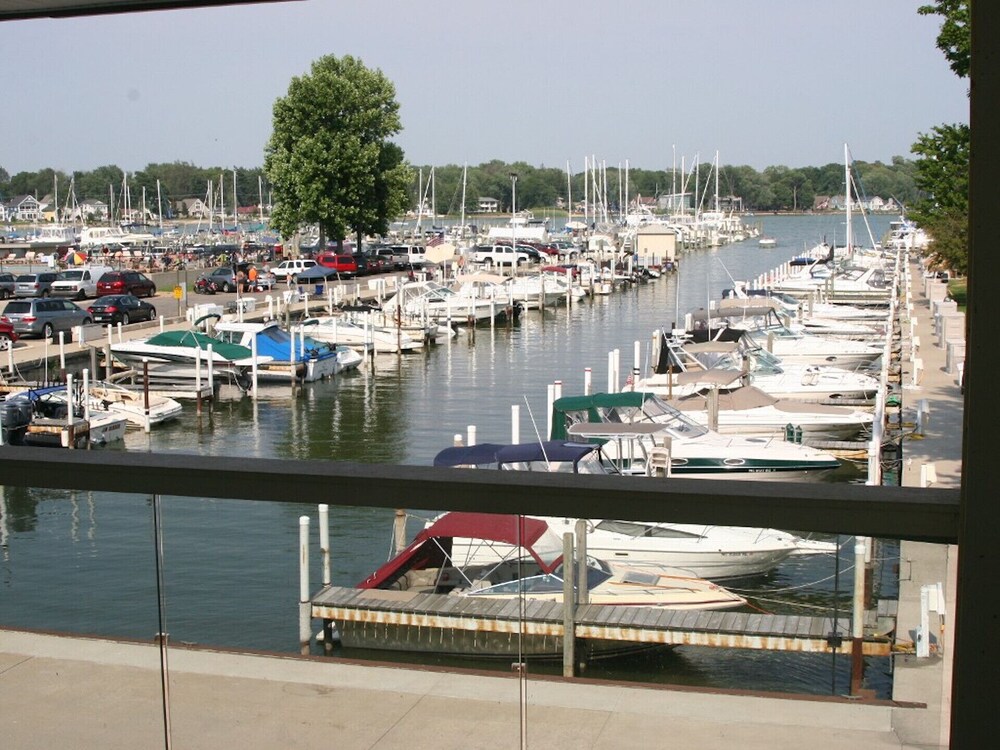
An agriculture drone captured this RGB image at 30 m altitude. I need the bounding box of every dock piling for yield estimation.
[299,515,311,655]
[562,532,576,678]
[319,504,330,587]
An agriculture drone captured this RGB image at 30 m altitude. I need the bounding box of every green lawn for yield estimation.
[949,279,967,311]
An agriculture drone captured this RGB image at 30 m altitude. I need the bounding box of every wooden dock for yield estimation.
[312,585,893,656]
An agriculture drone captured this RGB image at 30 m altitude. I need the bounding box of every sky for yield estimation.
[0,0,969,175]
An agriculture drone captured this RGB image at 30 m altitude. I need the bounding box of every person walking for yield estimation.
[248,264,258,291]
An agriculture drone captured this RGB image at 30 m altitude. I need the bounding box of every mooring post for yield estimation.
[511,404,520,444]
[65,372,74,448]
[466,424,476,447]
[546,384,555,439]
[562,531,576,678]
[393,509,407,556]
[195,350,203,417]
[251,335,259,400]
[319,504,330,587]
[58,330,66,375]
[142,359,151,433]
[851,535,867,696]
[299,515,311,655]
[583,367,592,395]
[575,519,589,606]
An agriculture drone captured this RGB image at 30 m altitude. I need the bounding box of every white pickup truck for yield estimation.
[472,245,529,266]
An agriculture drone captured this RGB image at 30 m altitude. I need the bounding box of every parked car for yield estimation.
[271,259,317,280]
[86,294,157,325]
[50,265,114,300]
[1,298,92,339]
[95,270,156,298]
[199,266,241,293]
[0,319,18,350]
[14,272,60,298]
[363,252,388,274]
[0,272,16,300]
[315,253,358,277]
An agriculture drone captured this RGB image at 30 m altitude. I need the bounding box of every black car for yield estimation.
[87,294,157,325]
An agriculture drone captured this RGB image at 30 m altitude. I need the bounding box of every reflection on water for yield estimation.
[0,216,900,696]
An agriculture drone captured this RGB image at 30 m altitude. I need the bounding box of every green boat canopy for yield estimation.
[145,330,254,362]
[550,392,656,439]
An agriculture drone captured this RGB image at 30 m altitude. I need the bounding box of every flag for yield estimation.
[427,235,444,247]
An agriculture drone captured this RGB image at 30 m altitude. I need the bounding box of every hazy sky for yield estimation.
[1,1,969,175]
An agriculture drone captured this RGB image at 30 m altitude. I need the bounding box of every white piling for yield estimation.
[547,384,556,439]
[159,315,165,333]
[607,351,615,393]
[298,515,311,655]
[467,424,476,447]
[107,325,112,348]
[206,344,214,393]
[583,367,592,395]
[82,368,90,424]
[116,321,123,343]
[554,380,563,400]
[58,331,66,371]
[266,295,274,319]
[318,504,330,587]
[7,344,13,374]
[511,404,520,444]
[562,532,576,678]
[633,340,641,382]
[251,336,259,399]
[613,348,621,393]
[65,372,74,446]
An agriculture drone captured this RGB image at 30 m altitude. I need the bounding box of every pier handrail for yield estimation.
[0,445,959,544]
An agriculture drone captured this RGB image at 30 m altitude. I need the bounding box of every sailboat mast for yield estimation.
[460,162,467,238]
[566,161,572,228]
[714,150,720,213]
[583,156,589,228]
[258,175,264,225]
[156,180,163,233]
[233,169,238,232]
[844,143,852,257]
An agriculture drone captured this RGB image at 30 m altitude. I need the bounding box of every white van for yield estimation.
[50,265,114,300]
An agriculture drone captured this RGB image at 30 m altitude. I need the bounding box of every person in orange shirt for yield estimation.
[247,265,258,291]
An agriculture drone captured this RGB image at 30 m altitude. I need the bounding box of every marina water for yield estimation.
[0,214,898,696]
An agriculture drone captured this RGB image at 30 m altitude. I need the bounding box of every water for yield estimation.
[0,214,898,696]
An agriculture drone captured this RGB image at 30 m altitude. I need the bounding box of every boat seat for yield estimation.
[646,447,672,477]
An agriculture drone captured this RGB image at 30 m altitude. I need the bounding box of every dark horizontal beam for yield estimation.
[0,0,296,22]
[0,446,960,544]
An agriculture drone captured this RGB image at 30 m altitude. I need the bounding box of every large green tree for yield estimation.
[264,54,410,249]
[912,0,970,273]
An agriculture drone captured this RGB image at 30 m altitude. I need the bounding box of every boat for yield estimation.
[336,512,745,658]
[5,386,127,446]
[432,441,837,580]
[211,319,351,382]
[297,314,423,354]
[381,280,518,326]
[550,392,842,480]
[110,329,271,391]
[637,333,881,402]
[758,237,777,248]
[664,384,874,440]
[87,381,183,426]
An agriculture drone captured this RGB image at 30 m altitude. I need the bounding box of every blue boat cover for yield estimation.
[433,441,596,468]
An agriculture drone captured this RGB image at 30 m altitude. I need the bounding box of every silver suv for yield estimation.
[14,272,60,298]
[1,298,92,339]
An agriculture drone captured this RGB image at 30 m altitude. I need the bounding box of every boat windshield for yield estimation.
[595,519,704,540]
[603,396,709,438]
[467,565,613,596]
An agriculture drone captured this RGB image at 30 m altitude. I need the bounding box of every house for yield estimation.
[3,194,42,222]
[868,196,886,212]
[477,197,499,213]
[72,200,108,222]
[175,197,210,218]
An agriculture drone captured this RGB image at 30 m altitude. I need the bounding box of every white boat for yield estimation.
[27,225,77,246]
[339,512,746,657]
[455,272,566,309]
[298,314,423,354]
[79,225,156,249]
[212,320,346,382]
[432,442,836,580]
[6,386,127,446]
[550,392,842,480]
[758,237,777,248]
[87,381,183,426]
[110,329,272,391]
[381,280,516,325]
[665,384,874,440]
[638,335,881,402]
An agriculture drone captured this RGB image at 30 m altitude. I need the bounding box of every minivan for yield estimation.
[1,298,92,339]
[50,265,114,300]
[14,272,60,298]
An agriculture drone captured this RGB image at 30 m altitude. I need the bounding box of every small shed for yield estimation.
[635,225,678,266]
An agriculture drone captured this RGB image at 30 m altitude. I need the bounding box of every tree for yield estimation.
[264,55,410,249]
[912,0,970,273]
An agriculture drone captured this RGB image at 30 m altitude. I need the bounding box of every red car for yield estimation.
[0,319,19,350]
[315,253,358,277]
[95,271,157,298]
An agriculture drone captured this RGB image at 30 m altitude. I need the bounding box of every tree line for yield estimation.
[1,156,922,218]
